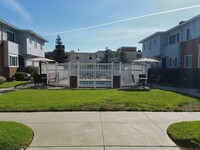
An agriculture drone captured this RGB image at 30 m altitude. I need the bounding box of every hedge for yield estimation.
[148,68,200,88]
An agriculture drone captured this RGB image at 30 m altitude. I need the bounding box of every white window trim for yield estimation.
[184,55,192,68]
[7,30,15,42]
[171,56,178,68]
[9,54,18,67]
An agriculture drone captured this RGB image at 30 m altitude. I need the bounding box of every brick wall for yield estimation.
[4,67,17,79]
[181,38,200,68]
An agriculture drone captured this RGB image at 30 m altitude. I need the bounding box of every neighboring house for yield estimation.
[139,14,200,69]
[117,47,142,62]
[45,47,142,63]
[0,19,48,78]
[66,51,96,63]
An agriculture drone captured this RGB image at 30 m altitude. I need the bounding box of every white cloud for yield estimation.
[1,0,32,22]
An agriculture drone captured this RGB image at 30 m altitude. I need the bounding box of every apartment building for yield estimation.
[0,19,48,78]
[139,14,200,69]
[45,47,142,63]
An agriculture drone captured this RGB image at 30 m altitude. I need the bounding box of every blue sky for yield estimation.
[1,0,200,52]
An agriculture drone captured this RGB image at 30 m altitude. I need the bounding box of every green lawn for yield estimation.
[0,81,28,88]
[167,121,200,149]
[0,89,199,111]
[0,121,33,150]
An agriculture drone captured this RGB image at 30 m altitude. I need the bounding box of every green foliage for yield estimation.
[24,66,38,75]
[119,51,128,63]
[100,47,112,63]
[167,121,200,148]
[17,66,38,76]
[0,89,199,111]
[0,78,3,85]
[0,121,33,150]
[14,72,28,81]
[0,81,28,88]
[148,68,200,88]
[54,34,65,63]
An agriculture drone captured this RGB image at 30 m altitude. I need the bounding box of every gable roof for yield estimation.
[0,19,48,42]
[138,13,200,43]
[138,32,164,43]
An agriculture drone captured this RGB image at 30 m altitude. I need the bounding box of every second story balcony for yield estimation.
[3,40,19,55]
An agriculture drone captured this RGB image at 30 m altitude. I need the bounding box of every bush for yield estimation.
[17,66,38,76]
[148,68,200,88]
[0,76,6,84]
[14,72,28,81]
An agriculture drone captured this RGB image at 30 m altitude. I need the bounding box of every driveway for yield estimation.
[0,112,200,150]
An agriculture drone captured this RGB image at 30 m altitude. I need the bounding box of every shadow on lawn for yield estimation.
[118,88,151,92]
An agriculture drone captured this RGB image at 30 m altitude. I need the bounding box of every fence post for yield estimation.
[46,62,48,78]
[111,62,114,88]
[119,62,122,88]
[94,62,96,88]
[77,62,79,88]
[55,62,58,86]
[68,62,71,87]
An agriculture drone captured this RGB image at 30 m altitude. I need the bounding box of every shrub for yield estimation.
[0,76,6,84]
[148,68,200,88]
[14,72,28,81]
[17,66,38,76]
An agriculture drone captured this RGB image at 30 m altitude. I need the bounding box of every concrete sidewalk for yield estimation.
[1,112,200,150]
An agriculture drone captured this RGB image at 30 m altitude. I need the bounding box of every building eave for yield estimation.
[0,19,48,43]
[138,32,165,43]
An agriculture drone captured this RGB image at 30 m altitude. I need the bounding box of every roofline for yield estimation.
[138,32,164,43]
[0,19,48,42]
[166,13,200,33]
[20,29,48,42]
[138,14,200,43]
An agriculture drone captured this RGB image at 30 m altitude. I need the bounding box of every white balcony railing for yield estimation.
[4,40,19,55]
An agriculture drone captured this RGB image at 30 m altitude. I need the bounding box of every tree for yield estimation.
[53,35,65,63]
[100,47,112,63]
[119,50,128,63]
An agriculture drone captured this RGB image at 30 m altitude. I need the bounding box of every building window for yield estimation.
[154,38,156,46]
[9,55,18,66]
[29,38,32,44]
[7,31,15,42]
[169,33,179,45]
[34,40,37,48]
[40,44,43,50]
[149,41,151,49]
[76,56,79,60]
[186,28,191,40]
[184,55,192,68]
[171,57,178,68]
[177,33,180,42]
[143,44,146,51]
[89,57,93,60]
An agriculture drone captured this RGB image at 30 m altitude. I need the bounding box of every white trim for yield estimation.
[6,30,15,42]
[184,55,192,68]
[9,54,18,67]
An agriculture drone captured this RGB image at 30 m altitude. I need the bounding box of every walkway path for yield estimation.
[0,87,16,94]
[1,112,200,150]
[154,84,200,98]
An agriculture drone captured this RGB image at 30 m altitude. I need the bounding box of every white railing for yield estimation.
[42,62,146,88]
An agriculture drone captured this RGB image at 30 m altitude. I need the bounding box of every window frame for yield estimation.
[7,31,15,42]
[186,28,191,40]
[184,55,192,68]
[9,55,18,67]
